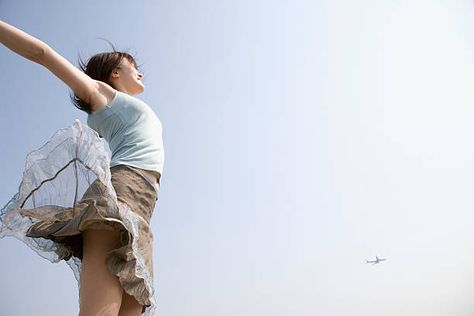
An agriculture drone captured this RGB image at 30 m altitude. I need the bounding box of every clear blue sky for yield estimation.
[1,0,474,315]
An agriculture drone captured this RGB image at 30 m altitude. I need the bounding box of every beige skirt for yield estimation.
[0,120,161,315]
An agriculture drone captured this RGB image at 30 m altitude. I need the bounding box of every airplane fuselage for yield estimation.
[366,256,386,264]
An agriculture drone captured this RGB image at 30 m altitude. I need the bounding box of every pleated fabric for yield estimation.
[0,119,160,315]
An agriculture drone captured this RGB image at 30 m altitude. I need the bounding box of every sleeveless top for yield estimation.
[86,90,164,177]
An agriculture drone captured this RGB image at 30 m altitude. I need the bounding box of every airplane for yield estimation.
[366,256,386,265]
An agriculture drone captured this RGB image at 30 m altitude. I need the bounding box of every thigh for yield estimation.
[79,229,124,316]
[118,291,143,316]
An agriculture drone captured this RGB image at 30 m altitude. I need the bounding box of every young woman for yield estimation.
[0,19,164,316]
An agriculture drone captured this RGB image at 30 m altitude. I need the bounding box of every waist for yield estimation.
[110,164,161,190]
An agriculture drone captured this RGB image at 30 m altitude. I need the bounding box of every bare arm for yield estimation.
[0,19,113,111]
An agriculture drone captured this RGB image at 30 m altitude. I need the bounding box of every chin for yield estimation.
[133,86,145,95]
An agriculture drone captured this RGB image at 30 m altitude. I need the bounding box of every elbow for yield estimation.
[28,42,48,64]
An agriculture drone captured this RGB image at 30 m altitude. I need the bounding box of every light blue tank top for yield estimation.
[87,90,164,176]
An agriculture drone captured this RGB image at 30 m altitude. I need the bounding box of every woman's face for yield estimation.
[110,57,144,95]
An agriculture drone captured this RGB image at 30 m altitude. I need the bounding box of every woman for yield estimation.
[0,19,164,316]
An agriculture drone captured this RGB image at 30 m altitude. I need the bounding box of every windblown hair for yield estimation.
[70,40,139,114]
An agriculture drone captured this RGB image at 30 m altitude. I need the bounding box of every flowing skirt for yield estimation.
[0,119,160,315]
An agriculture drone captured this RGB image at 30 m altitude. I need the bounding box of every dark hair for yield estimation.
[70,41,139,114]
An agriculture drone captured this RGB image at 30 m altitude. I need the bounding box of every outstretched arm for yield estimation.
[0,19,113,111]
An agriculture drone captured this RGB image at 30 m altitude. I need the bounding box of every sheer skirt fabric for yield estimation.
[0,120,160,315]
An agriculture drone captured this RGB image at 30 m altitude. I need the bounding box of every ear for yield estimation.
[111,70,120,78]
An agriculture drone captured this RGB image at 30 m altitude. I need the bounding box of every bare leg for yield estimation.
[79,229,124,316]
[118,291,143,316]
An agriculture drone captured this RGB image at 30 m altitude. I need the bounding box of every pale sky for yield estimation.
[1,0,474,315]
